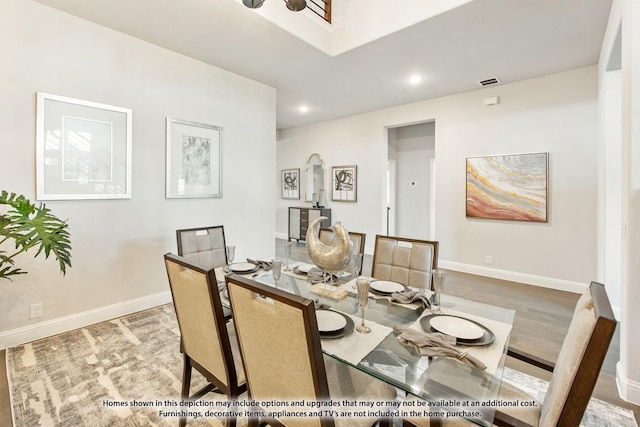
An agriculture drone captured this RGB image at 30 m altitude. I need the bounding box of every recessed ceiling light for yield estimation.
[299,105,309,113]
[408,75,423,85]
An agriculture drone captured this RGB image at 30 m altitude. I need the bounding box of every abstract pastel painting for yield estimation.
[466,152,548,222]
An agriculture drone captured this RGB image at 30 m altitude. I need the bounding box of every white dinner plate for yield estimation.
[230,262,257,273]
[316,310,347,333]
[430,315,484,340]
[370,280,405,294]
[296,264,315,274]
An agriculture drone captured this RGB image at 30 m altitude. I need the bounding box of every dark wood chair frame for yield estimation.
[403,281,616,427]
[371,235,439,290]
[176,224,228,265]
[164,253,247,427]
[225,274,392,427]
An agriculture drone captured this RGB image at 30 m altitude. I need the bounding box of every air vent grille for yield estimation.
[478,77,500,86]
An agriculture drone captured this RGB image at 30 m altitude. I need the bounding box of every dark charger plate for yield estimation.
[317,309,355,339]
[420,314,495,346]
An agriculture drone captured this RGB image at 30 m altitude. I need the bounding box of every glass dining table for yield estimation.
[217,263,515,427]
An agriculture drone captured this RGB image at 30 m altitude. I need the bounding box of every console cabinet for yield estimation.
[288,207,331,241]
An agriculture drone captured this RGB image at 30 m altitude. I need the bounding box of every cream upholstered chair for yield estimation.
[225,274,397,427]
[371,235,438,290]
[319,228,366,275]
[164,253,246,427]
[176,225,228,268]
[404,281,616,427]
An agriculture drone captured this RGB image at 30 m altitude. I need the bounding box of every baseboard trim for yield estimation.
[439,260,588,294]
[617,362,640,405]
[0,291,172,350]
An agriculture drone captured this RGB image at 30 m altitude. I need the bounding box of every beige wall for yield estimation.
[0,0,276,346]
[277,66,599,296]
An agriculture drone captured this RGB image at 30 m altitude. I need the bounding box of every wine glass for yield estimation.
[226,245,235,271]
[432,268,446,314]
[284,241,292,271]
[272,258,282,287]
[352,253,363,279]
[355,277,371,334]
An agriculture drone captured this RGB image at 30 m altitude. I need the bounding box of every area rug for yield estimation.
[6,304,638,426]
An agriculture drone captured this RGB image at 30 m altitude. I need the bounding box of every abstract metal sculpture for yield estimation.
[306,217,353,274]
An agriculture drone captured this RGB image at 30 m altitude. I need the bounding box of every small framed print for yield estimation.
[36,92,132,200]
[331,165,357,202]
[166,117,222,199]
[281,168,300,200]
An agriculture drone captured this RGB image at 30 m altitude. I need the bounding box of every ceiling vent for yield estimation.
[478,77,500,87]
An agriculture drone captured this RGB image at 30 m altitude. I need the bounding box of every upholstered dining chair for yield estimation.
[403,281,616,427]
[371,235,438,290]
[176,225,228,269]
[225,273,397,427]
[164,253,246,427]
[319,228,366,275]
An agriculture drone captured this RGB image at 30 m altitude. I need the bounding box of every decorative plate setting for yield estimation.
[293,263,315,275]
[316,309,354,339]
[420,314,495,346]
[370,280,406,295]
[225,262,259,274]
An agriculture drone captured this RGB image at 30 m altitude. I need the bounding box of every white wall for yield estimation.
[0,0,276,347]
[277,66,598,294]
[391,123,435,240]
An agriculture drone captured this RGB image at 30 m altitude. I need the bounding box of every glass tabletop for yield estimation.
[221,268,515,426]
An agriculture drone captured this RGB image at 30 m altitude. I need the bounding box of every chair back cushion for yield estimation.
[540,282,616,426]
[372,235,437,289]
[165,254,234,388]
[226,275,328,427]
[176,226,227,268]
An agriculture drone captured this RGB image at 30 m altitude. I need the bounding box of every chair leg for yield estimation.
[180,354,193,427]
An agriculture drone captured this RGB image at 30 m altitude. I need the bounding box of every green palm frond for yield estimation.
[0,190,72,280]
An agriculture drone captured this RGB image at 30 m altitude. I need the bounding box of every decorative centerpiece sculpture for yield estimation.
[306,216,353,279]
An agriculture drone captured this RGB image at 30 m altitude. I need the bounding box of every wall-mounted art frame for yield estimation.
[166,117,222,199]
[281,168,300,199]
[331,165,357,202]
[466,152,548,222]
[36,92,132,200]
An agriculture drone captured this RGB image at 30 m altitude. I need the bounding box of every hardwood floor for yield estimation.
[1,239,637,425]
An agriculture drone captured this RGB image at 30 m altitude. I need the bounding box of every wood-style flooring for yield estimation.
[1,239,637,425]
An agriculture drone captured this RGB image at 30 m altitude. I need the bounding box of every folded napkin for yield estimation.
[393,325,487,370]
[307,268,340,284]
[247,258,272,271]
[390,289,432,308]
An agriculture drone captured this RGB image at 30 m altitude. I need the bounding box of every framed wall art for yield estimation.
[331,165,357,202]
[466,152,548,222]
[281,168,300,199]
[166,117,222,198]
[36,92,132,200]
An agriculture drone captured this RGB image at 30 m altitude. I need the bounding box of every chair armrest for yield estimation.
[507,347,555,372]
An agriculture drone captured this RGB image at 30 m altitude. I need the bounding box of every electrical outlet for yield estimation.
[30,303,43,319]
[485,255,493,265]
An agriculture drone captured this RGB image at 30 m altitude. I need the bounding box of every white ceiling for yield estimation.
[34,0,612,130]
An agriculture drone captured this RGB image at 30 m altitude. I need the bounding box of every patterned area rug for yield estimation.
[6,304,638,426]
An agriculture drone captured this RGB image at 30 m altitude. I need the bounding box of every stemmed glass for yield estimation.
[352,253,363,279]
[272,258,282,287]
[226,245,235,271]
[432,268,446,314]
[355,277,371,334]
[284,241,292,271]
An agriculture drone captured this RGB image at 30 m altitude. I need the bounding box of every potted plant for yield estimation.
[0,190,71,280]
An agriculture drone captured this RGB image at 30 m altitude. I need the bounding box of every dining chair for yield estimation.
[225,273,397,427]
[371,235,438,290]
[319,228,366,275]
[176,225,228,269]
[164,253,247,427]
[403,281,616,427]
